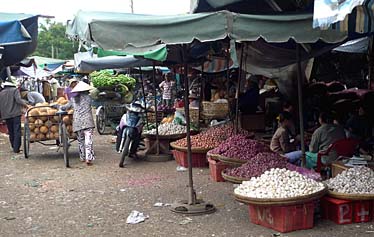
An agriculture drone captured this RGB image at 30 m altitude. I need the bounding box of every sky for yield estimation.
[1,0,191,23]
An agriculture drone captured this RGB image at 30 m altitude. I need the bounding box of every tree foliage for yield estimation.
[33,20,78,59]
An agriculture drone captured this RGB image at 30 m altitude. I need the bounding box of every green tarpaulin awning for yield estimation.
[66,10,348,61]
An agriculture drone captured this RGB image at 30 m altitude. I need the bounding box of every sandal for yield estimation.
[86,161,93,166]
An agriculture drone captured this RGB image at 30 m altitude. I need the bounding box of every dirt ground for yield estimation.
[0,132,374,237]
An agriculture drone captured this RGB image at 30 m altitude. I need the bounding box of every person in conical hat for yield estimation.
[60,81,96,165]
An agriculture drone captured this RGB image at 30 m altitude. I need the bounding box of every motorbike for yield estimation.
[116,102,144,168]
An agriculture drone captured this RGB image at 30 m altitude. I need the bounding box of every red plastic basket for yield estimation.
[208,156,229,182]
[172,150,208,168]
[321,196,352,225]
[248,202,315,233]
[352,200,371,223]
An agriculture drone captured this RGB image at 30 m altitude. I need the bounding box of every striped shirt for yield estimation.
[159,80,173,100]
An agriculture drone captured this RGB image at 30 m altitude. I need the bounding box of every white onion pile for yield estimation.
[325,166,374,194]
[144,123,186,136]
[234,168,325,199]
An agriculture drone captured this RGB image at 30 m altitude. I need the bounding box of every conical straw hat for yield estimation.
[71,81,93,93]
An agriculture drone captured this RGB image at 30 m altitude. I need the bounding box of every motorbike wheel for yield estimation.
[119,136,131,168]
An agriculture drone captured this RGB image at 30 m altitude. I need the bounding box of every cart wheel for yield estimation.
[23,122,30,158]
[62,124,70,168]
[96,106,106,135]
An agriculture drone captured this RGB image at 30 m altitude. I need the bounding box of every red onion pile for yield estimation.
[209,135,269,160]
[225,152,288,179]
[286,163,322,181]
[174,124,250,149]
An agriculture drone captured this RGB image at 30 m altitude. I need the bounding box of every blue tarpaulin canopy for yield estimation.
[0,14,32,46]
[0,13,39,72]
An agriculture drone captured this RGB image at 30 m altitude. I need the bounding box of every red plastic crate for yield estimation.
[172,150,208,168]
[321,196,352,224]
[353,200,371,223]
[207,156,229,182]
[248,202,315,233]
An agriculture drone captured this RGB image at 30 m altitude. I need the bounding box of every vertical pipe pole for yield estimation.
[368,36,373,89]
[139,67,148,128]
[183,45,195,205]
[235,45,244,134]
[296,44,306,167]
[152,62,160,155]
[226,46,230,101]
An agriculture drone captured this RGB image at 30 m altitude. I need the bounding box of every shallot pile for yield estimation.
[174,123,250,149]
[286,164,322,181]
[235,168,325,199]
[325,166,374,194]
[209,135,269,160]
[144,123,186,136]
[225,152,287,179]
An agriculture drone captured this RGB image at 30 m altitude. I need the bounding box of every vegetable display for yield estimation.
[235,168,325,199]
[90,70,136,89]
[90,70,136,103]
[209,135,269,160]
[224,152,288,179]
[173,123,250,149]
[144,123,186,136]
[325,166,374,194]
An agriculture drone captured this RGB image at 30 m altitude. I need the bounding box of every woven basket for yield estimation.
[176,107,199,123]
[170,142,212,154]
[202,101,229,119]
[221,170,248,184]
[327,190,374,201]
[217,155,247,165]
[234,185,328,206]
[147,111,164,123]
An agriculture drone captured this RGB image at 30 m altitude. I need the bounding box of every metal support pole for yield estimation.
[296,44,306,167]
[182,45,196,205]
[368,36,373,89]
[235,45,244,134]
[226,46,230,100]
[152,62,160,155]
[139,67,148,128]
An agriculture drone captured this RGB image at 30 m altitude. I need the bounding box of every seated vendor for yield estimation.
[20,89,46,106]
[270,111,302,164]
[239,76,259,115]
[306,112,346,169]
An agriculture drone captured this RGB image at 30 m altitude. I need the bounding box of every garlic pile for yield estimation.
[325,166,374,194]
[234,168,325,199]
[144,123,186,136]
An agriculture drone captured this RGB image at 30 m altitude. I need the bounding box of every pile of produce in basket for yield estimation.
[224,152,287,179]
[235,168,325,199]
[27,98,74,141]
[90,70,136,103]
[143,123,186,136]
[209,135,269,160]
[286,163,322,181]
[173,123,250,149]
[324,166,374,194]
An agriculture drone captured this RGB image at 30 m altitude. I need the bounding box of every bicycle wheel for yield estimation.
[23,122,30,158]
[96,106,106,135]
[61,123,70,168]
